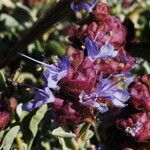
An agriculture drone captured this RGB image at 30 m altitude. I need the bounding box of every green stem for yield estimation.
[16,133,24,150]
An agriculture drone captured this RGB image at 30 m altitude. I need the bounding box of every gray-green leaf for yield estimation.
[52,127,75,138]
[1,125,20,150]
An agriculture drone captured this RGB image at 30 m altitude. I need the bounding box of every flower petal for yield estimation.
[99,43,118,58]
[84,37,99,60]
[111,99,127,108]
[113,90,130,102]
[44,56,70,90]
[71,1,92,12]
[71,0,98,12]
[22,87,54,111]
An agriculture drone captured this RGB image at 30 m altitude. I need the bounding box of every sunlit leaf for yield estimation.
[58,137,77,150]
[28,104,48,149]
[0,0,15,8]
[52,127,75,138]
[0,14,19,27]
[1,125,20,150]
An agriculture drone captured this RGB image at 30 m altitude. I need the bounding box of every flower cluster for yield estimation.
[68,2,136,75]
[20,1,134,127]
[116,74,150,143]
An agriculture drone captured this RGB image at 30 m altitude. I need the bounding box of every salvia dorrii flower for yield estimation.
[113,74,150,145]
[22,87,54,111]
[117,112,150,143]
[19,1,135,126]
[20,53,70,90]
[129,74,150,111]
[116,72,134,88]
[79,74,130,113]
[59,57,97,97]
[71,0,99,12]
[52,98,94,126]
[43,56,70,90]
[68,3,136,75]
[84,37,118,61]
[96,75,130,108]
[79,91,109,114]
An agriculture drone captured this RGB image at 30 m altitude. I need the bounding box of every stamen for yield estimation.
[81,45,85,49]
[19,53,50,68]
[123,77,128,81]
[36,67,43,71]
[103,78,124,92]
[105,32,113,45]
[94,30,100,41]
[25,88,31,91]
[119,63,125,68]
[94,31,106,42]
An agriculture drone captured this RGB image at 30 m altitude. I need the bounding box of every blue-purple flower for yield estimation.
[84,37,118,61]
[44,56,70,90]
[20,53,70,90]
[79,74,130,112]
[71,0,99,12]
[22,87,54,111]
[97,144,107,150]
[79,91,108,113]
[96,75,130,108]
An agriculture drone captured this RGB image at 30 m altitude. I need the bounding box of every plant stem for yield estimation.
[16,133,24,150]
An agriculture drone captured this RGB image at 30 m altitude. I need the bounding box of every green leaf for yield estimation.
[29,104,47,137]
[47,40,66,57]
[0,14,19,28]
[1,125,20,150]
[143,61,150,73]
[0,131,4,141]
[0,0,15,8]
[77,123,94,149]
[28,104,48,150]
[58,137,78,150]
[16,104,29,121]
[51,127,78,150]
[52,127,75,138]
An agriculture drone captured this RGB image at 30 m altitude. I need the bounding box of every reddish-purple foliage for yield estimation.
[59,58,97,98]
[129,74,150,111]
[117,112,150,143]
[0,94,11,129]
